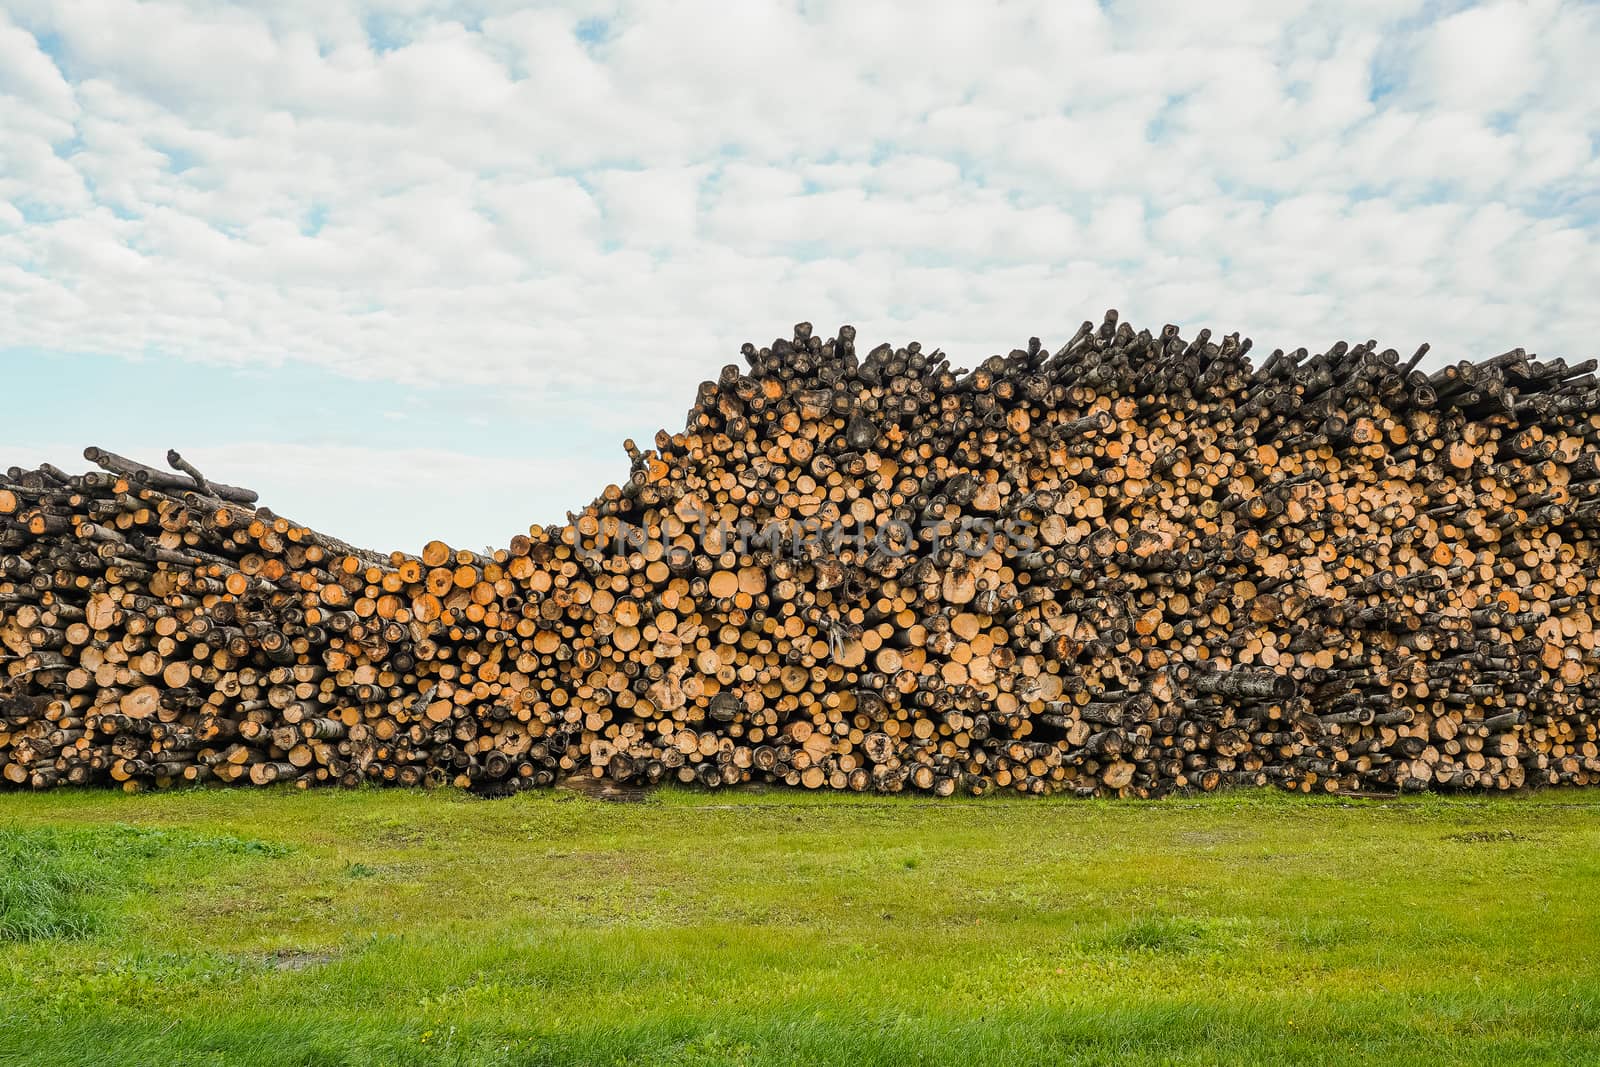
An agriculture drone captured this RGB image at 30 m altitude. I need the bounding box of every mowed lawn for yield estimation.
[1,788,1598,1066]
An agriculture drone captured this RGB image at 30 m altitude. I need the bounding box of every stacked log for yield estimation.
[4,314,1600,796]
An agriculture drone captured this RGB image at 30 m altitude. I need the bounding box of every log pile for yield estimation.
[5,314,1600,796]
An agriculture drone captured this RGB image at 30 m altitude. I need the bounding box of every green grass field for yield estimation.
[1,788,1597,1066]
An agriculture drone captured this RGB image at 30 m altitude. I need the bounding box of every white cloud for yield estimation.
[0,11,77,118]
[593,166,706,248]
[1411,1,1542,114]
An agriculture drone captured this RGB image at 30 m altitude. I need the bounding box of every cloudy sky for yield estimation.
[1,0,1596,552]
